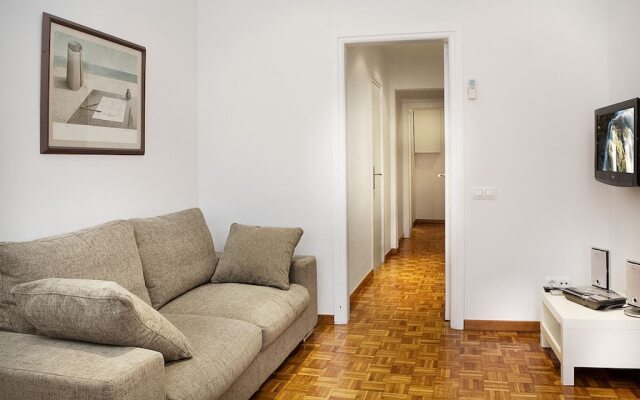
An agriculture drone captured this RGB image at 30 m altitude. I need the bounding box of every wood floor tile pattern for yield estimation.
[253,224,640,399]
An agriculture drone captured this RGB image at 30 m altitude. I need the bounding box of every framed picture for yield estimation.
[41,13,145,155]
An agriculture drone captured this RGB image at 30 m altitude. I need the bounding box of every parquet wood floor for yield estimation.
[253,224,640,399]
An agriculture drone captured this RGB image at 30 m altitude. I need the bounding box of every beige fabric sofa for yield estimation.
[0,209,318,400]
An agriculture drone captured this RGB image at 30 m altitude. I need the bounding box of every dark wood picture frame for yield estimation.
[41,13,146,155]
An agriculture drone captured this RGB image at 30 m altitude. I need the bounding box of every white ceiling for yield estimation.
[396,88,444,101]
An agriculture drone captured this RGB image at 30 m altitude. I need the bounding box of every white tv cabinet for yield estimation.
[540,291,640,385]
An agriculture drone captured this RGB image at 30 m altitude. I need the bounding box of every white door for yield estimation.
[413,108,444,154]
[371,79,384,268]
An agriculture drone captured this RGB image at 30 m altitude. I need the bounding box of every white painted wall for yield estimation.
[345,45,390,294]
[196,1,338,314]
[461,1,609,321]
[0,0,615,322]
[197,0,611,320]
[605,0,640,297]
[0,0,610,323]
[386,43,444,91]
[0,0,622,322]
[0,0,199,240]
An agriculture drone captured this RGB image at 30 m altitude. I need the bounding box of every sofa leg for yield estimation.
[302,329,314,343]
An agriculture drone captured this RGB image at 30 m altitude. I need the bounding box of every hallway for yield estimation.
[254,224,640,399]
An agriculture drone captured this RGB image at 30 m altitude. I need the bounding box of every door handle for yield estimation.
[437,173,446,178]
[373,167,383,190]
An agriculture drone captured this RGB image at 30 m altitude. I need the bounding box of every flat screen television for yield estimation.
[595,98,639,186]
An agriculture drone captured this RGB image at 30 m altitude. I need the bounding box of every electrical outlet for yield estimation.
[545,276,571,289]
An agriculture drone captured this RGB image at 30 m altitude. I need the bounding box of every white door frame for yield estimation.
[443,42,452,322]
[407,107,415,237]
[334,29,465,329]
[371,76,385,267]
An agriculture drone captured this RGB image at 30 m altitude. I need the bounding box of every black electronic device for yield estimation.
[595,98,640,186]
[562,286,626,310]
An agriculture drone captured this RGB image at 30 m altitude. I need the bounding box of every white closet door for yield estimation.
[413,108,443,153]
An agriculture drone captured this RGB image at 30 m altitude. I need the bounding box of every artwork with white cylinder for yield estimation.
[41,13,146,155]
[413,107,443,153]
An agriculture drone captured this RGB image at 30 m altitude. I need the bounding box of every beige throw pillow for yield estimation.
[211,223,303,290]
[12,278,193,361]
[131,208,217,309]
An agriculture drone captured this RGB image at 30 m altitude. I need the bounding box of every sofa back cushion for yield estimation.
[0,220,151,333]
[131,208,217,309]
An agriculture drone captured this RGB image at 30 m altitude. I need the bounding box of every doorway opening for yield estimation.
[337,31,464,329]
[398,89,445,226]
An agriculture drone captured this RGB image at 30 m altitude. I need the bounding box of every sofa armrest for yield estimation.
[0,331,164,400]
[290,256,318,328]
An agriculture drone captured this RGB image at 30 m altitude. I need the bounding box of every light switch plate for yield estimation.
[484,187,497,199]
[472,186,497,200]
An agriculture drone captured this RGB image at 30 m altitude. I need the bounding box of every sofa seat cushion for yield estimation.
[160,283,309,349]
[0,220,151,334]
[162,314,262,400]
